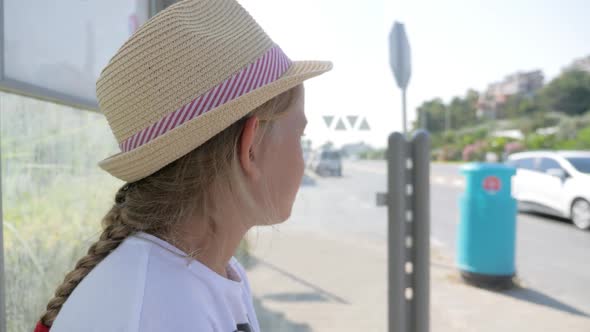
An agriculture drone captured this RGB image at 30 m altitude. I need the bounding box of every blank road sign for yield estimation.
[389,21,411,90]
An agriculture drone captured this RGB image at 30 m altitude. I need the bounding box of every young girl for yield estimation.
[34,0,331,330]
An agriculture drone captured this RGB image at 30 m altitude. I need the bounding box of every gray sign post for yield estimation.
[380,20,430,332]
[378,132,430,332]
[410,133,430,332]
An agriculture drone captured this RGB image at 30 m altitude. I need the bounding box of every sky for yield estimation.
[241,0,590,148]
[5,0,590,149]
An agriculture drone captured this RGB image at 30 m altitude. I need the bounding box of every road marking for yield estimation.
[344,163,386,175]
[344,162,465,189]
[451,179,465,188]
[433,176,446,184]
[303,170,321,181]
[430,236,447,248]
[432,176,465,189]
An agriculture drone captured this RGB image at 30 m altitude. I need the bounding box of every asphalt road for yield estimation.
[287,160,590,317]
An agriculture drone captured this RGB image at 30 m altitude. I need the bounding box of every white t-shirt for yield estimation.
[51,232,261,332]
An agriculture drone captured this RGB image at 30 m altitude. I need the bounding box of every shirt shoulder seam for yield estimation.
[134,241,153,332]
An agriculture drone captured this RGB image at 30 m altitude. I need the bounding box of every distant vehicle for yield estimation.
[308,150,342,177]
[505,151,590,230]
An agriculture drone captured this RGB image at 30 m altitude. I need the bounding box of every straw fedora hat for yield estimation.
[97,0,332,182]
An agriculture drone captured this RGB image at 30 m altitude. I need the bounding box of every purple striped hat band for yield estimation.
[120,45,293,153]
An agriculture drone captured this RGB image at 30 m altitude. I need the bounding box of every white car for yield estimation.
[506,151,590,230]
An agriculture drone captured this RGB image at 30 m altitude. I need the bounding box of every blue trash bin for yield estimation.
[457,163,517,289]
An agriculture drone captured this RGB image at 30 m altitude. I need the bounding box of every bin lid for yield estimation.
[460,162,516,175]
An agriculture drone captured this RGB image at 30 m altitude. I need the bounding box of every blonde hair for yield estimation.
[39,85,300,327]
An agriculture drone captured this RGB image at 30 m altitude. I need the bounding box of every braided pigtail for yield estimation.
[39,184,135,327]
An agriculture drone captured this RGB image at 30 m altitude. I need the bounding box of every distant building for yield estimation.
[564,55,590,73]
[477,70,544,119]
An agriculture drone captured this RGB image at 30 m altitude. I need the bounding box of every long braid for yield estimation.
[39,185,136,327]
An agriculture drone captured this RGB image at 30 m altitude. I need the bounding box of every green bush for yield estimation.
[432,145,462,162]
[1,92,123,331]
[525,133,555,150]
[554,126,590,149]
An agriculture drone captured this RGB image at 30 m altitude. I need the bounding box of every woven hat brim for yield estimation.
[98,60,333,182]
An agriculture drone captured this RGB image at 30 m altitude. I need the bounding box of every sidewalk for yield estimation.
[244,228,590,332]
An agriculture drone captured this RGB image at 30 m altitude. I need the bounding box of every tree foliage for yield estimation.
[540,70,590,116]
[414,90,479,134]
[414,70,590,134]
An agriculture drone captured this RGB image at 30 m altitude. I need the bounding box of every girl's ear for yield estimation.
[239,116,262,180]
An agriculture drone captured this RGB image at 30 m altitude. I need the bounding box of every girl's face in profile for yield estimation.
[259,85,307,223]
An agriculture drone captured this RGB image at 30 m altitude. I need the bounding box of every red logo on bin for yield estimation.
[483,176,501,193]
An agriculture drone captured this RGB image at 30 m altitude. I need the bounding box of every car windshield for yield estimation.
[321,151,340,159]
[566,157,590,174]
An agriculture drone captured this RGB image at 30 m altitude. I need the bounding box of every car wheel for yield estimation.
[571,199,590,230]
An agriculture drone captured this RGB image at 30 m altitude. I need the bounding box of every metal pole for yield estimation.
[402,89,407,134]
[420,109,427,131]
[444,107,450,133]
[0,135,5,332]
[0,0,4,81]
[388,132,407,332]
[149,0,158,17]
[0,109,6,332]
[0,166,5,332]
[150,0,179,16]
[0,0,6,329]
[404,141,413,331]
[410,131,430,332]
